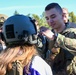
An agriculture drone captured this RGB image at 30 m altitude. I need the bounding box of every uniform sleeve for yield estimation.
[56,33,76,53]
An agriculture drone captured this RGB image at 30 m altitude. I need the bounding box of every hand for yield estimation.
[0,64,6,75]
[40,26,54,40]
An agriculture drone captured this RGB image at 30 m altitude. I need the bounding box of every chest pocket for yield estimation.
[6,60,23,75]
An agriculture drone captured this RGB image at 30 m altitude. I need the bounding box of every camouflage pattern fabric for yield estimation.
[57,28,76,75]
[66,56,76,75]
[47,24,76,75]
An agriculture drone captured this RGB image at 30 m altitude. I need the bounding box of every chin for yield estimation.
[51,25,55,29]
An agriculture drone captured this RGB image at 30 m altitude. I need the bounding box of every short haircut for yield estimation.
[45,3,62,14]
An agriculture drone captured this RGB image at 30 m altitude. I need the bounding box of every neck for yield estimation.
[54,24,66,33]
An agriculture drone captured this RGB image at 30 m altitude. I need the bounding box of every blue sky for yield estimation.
[0,0,76,17]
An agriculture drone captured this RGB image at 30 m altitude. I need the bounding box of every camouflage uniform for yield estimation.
[48,23,76,75]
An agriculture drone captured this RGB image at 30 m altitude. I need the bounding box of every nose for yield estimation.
[47,18,53,25]
[50,18,54,22]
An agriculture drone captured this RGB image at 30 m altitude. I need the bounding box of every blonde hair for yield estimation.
[0,44,38,75]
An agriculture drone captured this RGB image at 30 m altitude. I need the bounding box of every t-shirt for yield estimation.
[23,56,53,75]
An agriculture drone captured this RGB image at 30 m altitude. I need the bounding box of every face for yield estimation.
[45,8,63,30]
[62,9,69,23]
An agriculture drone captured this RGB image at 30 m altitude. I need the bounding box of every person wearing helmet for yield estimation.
[0,14,53,75]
